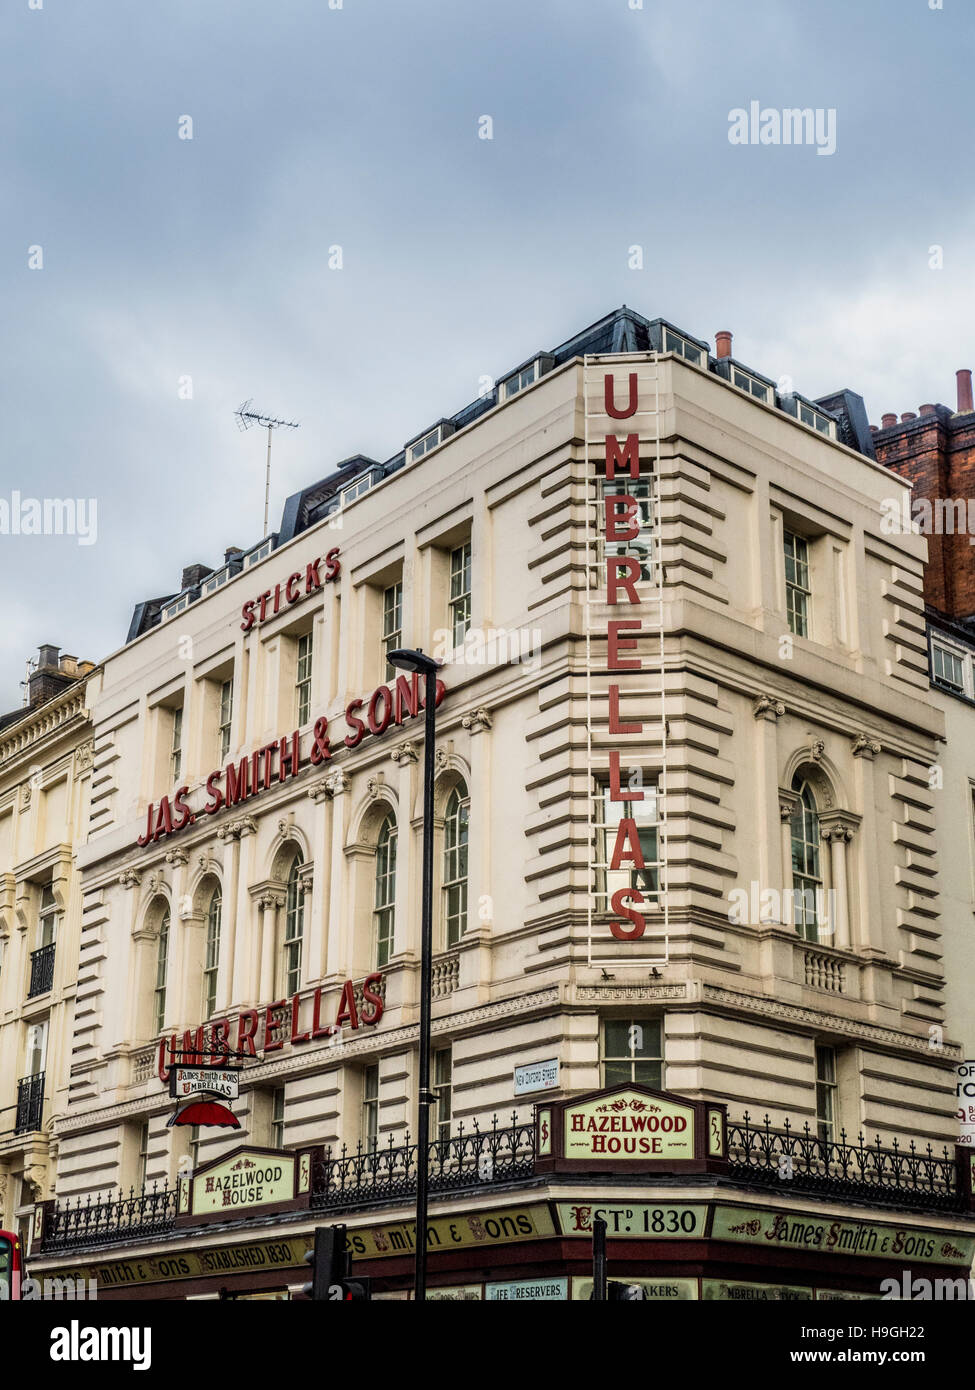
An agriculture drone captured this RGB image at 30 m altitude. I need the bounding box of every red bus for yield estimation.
[0,1231,22,1301]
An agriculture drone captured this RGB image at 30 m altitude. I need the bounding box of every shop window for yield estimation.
[601,1018,662,1089]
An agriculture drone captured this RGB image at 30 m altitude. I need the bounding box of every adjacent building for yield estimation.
[0,648,98,1248]
[21,308,975,1300]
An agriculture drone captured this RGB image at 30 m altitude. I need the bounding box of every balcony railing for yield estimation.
[15,1072,45,1134]
[28,943,56,998]
[312,1114,536,1212]
[34,1109,971,1254]
[727,1112,963,1212]
[40,1182,179,1253]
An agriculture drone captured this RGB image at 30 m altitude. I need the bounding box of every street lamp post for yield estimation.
[386,647,440,1303]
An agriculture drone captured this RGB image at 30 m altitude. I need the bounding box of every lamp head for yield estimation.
[386,647,440,677]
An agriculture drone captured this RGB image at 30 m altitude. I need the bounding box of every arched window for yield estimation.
[790,779,822,941]
[443,785,469,948]
[154,906,170,1033]
[374,815,397,968]
[283,857,304,996]
[203,886,222,1017]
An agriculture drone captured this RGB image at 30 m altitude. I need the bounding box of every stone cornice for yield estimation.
[702,984,962,1061]
[0,679,93,772]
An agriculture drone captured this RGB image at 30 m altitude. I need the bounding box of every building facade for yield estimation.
[0,648,98,1248]
[23,308,975,1299]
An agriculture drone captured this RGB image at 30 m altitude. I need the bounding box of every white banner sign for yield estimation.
[172,1066,240,1100]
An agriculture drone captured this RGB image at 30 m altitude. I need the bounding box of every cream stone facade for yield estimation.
[0,654,98,1243]
[22,308,975,1299]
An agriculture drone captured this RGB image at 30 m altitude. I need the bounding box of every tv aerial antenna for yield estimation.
[234,400,300,538]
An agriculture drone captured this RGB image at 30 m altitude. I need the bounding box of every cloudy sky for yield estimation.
[1,0,971,709]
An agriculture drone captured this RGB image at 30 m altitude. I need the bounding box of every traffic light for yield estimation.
[300,1226,372,1301]
[608,1281,645,1300]
[340,1276,371,1302]
[301,1225,345,1301]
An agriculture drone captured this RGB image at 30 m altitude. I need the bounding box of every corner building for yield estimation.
[30,309,975,1300]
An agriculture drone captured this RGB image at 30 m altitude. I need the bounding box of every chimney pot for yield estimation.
[881,413,898,429]
[869,425,879,433]
[957,369,973,414]
[901,412,917,422]
[919,403,936,416]
[715,330,733,360]
[37,644,60,669]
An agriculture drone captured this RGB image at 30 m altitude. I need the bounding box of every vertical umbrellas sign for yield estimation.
[584,354,668,966]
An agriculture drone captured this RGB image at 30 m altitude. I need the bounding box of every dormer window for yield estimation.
[662,327,705,366]
[798,401,835,437]
[932,641,967,695]
[341,474,373,507]
[732,367,772,404]
[161,593,192,621]
[499,355,553,401]
[407,421,454,464]
[244,539,274,567]
[201,566,232,595]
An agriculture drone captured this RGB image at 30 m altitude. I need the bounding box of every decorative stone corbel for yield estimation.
[753,695,785,722]
[461,708,493,734]
[852,733,882,759]
[390,741,419,765]
[118,869,142,890]
[325,770,350,798]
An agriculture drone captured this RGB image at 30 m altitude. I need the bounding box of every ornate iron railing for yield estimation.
[28,942,56,998]
[15,1072,45,1134]
[312,1113,536,1211]
[727,1112,963,1211]
[36,1108,970,1253]
[41,1183,179,1252]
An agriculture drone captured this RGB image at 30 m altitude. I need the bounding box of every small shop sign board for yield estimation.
[169,1066,240,1101]
[534,1085,728,1176]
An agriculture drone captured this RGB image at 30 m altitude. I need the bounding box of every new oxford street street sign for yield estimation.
[534,1085,729,1176]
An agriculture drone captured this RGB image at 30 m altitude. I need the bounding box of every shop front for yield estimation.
[26,1086,975,1301]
